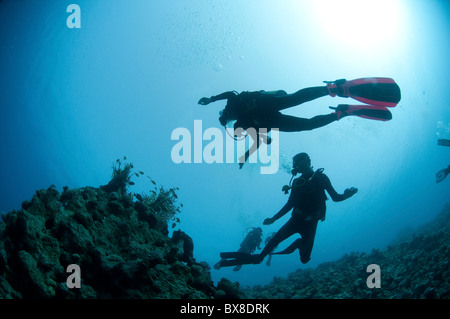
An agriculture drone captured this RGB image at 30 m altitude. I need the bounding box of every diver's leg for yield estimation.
[218,248,261,269]
[272,238,302,255]
[298,221,319,264]
[270,113,338,132]
[274,87,330,111]
[258,219,296,260]
[217,255,260,268]
[232,247,249,271]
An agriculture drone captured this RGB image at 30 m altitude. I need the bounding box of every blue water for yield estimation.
[1,0,449,287]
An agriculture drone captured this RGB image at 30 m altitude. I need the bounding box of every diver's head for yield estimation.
[219,108,235,126]
[292,152,312,175]
[219,99,239,127]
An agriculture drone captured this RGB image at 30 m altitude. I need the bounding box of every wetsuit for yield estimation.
[258,169,350,264]
[233,228,262,271]
[212,87,337,132]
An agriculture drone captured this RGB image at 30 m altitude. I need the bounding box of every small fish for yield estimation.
[170,189,178,199]
[129,181,135,185]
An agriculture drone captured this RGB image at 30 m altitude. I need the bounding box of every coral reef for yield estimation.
[0,159,235,299]
[0,156,448,299]
[244,204,450,299]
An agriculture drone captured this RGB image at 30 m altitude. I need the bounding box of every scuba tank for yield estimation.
[261,90,287,97]
[241,227,263,252]
[242,227,262,239]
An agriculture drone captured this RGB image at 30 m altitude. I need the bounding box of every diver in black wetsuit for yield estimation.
[217,152,358,268]
[198,86,353,166]
[198,86,348,132]
[214,227,262,271]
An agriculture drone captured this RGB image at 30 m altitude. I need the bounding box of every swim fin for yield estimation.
[325,77,401,107]
[330,104,393,121]
[217,252,261,268]
[438,139,450,147]
[436,166,450,183]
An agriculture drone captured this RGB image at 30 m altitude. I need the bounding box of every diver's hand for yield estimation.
[198,97,212,105]
[263,217,275,225]
[344,187,358,199]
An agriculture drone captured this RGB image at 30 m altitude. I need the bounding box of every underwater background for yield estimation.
[0,0,449,288]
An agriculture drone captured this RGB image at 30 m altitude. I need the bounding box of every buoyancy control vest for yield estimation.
[288,169,328,221]
[227,90,287,119]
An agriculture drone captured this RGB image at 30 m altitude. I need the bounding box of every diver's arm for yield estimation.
[238,131,261,169]
[212,91,237,102]
[198,91,237,105]
[263,201,293,225]
[322,174,358,202]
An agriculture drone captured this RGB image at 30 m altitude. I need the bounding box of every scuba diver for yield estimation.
[214,227,263,271]
[216,152,358,268]
[198,77,400,166]
[436,139,450,183]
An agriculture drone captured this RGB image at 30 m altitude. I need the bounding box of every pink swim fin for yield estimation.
[325,77,401,107]
[330,104,393,121]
